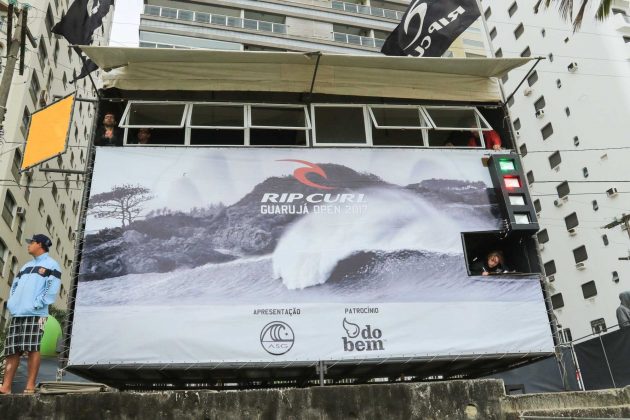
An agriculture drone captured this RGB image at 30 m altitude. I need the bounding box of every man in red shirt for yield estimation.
[467,129,502,150]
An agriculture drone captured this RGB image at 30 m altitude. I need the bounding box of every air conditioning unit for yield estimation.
[568,62,578,72]
[575,262,586,270]
[554,199,563,207]
[523,87,533,96]
[568,228,577,235]
[547,275,555,282]
[535,109,545,118]
[606,187,618,197]
[16,207,26,216]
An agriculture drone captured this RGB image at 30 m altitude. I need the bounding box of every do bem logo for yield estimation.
[342,318,385,352]
[260,321,295,355]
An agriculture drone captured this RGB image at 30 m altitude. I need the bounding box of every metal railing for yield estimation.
[332,32,385,48]
[144,5,288,35]
[331,0,404,20]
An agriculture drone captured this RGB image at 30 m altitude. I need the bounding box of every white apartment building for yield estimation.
[138,0,487,57]
[0,0,112,326]
[482,0,630,339]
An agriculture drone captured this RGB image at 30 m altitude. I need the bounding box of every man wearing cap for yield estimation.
[0,234,61,395]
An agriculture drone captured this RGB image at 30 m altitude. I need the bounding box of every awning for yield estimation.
[81,47,534,102]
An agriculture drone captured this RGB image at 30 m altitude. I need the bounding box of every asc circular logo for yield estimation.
[260,321,295,355]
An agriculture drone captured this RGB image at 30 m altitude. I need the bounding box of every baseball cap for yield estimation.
[25,234,52,248]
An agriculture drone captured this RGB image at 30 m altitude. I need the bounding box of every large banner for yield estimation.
[68,147,553,366]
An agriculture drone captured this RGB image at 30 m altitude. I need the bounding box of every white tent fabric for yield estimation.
[81,47,534,102]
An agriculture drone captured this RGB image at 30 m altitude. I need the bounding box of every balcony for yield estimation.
[333,32,385,48]
[331,1,403,20]
[144,5,288,35]
[612,12,630,33]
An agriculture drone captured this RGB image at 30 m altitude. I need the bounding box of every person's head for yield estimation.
[25,234,52,256]
[102,112,117,127]
[137,128,152,144]
[486,250,504,268]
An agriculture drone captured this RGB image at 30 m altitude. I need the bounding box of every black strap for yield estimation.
[16,266,61,280]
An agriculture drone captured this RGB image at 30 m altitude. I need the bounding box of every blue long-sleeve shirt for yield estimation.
[7,253,62,317]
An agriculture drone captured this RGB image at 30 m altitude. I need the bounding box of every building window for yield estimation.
[51,183,58,202]
[591,318,606,334]
[527,71,538,86]
[544,260,556,276]
[495,48,503,57]
[560,328,572,343]
[507,96,515,107]
[534,96,546,112]
[21,107,30,136]
[592,200,598,211]
[11,149,22,181]
[582,167,589,178]
[501,73,509,84]
[551,293,564,309]
[548,53,554,62]
[38,37,48,70]
[519,143,527,157]
[16,215,24,243]
[541,123,553,140]
[573,245,587,263]
[29,73,41,105]
[38,198,45,215]
[2,190,17,229]
[484,7,491,19]
[537,229,549,244]
[490,27,497,40]
[508,2,518,17]
[45,6,55,37]
[526,170,534,185]
[556,181,570,198]
[62,73,68,90]
[565,212,579,230]
[0,239,7,274]
[565,107,571,117]
[514,23,524,39]
[613,271,620,283]
[573,136,579,146]
[556,79,562,88]
[534,199,541,213]
[541,28,546,37]
[46,216,53,232]
[548,151,561,169]
[513,118,521,131]
[53,39,60,65]
[602,234,609,246]
[520,46,531,57]
[313,106,367,145]
[7,257,18,287]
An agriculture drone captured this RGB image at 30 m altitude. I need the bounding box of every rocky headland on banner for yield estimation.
[79,164,498,283]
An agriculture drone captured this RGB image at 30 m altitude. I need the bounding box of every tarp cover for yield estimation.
[575,328,630,390]
[80,47,534,102]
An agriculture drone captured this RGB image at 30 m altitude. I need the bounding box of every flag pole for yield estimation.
[72,46,101,100]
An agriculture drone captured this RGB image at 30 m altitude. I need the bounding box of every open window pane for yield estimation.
[124,103,187,127]
[190,105,244,127]
[314,107,367,144]
[424,107,491,130]
[251,106,308,128]
[368,107,428,128]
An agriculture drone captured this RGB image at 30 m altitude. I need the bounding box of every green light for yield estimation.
[499,159,516,172]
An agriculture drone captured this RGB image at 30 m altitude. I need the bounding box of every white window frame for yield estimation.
[120,101,190,129]
[248,104,311,147]
[186,102,247,147]
[368,105,429,148]
[311,104,371,147]
[422,106,492,131]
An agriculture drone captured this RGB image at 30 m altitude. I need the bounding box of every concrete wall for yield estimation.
[1,380,629,420]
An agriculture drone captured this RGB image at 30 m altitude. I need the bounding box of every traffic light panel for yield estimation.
[487,155,539,233]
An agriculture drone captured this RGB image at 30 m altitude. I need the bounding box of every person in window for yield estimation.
[95,112,123,146]
[467,128,502,150]
[617,291,630,329]
[128,128,152,145]
[470,250,509,276]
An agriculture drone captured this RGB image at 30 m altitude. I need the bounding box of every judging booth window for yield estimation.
[121,102,187,145]
[423,106,492,147]
[249,105,310,146]
[462,231,540,276]
[312,105,368,145]
[189,104,245,146]
[367,106,429,147]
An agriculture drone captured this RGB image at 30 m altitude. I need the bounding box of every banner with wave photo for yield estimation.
[68,147,553,366]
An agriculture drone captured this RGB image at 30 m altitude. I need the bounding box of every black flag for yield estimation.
[52,0,114,45]
[381,0,481,57]
[52,0,114,82]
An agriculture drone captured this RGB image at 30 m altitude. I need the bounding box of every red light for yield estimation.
[504,176,521,189]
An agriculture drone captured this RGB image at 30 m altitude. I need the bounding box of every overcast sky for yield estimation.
[110,1,143,47]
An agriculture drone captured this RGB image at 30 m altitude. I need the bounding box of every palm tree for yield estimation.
[534,0,613,30]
